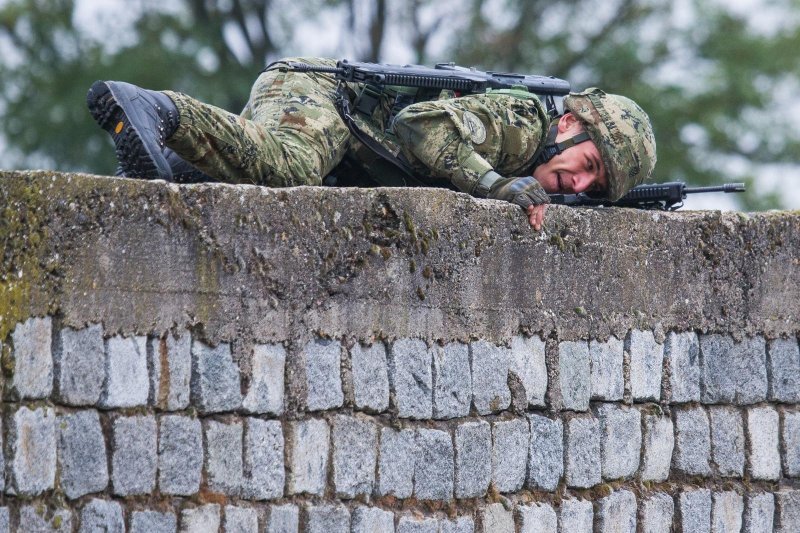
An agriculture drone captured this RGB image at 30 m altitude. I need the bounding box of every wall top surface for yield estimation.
[1,170,798,344]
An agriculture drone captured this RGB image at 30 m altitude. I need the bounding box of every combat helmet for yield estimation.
[563,88,656,200]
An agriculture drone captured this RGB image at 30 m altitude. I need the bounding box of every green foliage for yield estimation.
[0,0,798,209]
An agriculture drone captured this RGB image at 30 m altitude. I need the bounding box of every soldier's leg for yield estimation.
[165,66,351,187]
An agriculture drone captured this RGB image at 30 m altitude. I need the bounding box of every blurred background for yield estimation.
[1,0,799,211]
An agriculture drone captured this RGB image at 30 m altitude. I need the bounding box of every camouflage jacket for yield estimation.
[270,59,552,193]
[345,82,552,194]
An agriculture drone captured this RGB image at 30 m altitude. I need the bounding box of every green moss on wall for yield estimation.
[0,172,55,341]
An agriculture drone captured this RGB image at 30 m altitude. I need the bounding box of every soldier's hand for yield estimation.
[485,175,550,230]
[527,204,547,231]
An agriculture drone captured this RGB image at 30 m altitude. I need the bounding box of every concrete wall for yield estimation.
[1,170,799,532]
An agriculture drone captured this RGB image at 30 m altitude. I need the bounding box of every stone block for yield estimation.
[243,343,285,415]
[783,410,800,477]
[709,406,744,477]
[191,339,242,414]
[10,316,53,399]
[377,427,416,498]
[243,418,284,500]
[527,414,563,491]
[470,340,511,414]
[332,415,377,498]
[224,506,258,533]
[596,403,641,480]
[640,412,673,482]
[518,502,557,533]
[303,338,344,411]
[18,506,71,532]
[558,340,590,411]
[747,406,781,480]
[9,406,56,495]
[111,415,157,496]
[491,418,528,492]
[351,342,390,413]
[665,330,701,403]
[79,499,124,533]
[57,410,108,499]
[100,334,149,408]
[54,323,104,406]
[597,490,637,533]
[510,335,547,407]
[775,490,800,533]
[181,504,220,533]
[565,415,601,488]
[700,334,767,405]
[287,418,329,496]
[305,505,350,533]
[439,517,474,533]
[678,489,711,533]
[743,492,774,533]
[699,333,736,404]
[130,511,177,533]
[712,491,743,533]
[351,506,394,533]
[432,341,471,419]
[628,329,664,401]
[479,503,514,533]
[397,516,438,533]
[673,406,711,476]
[205,419,244,496]
[267,504,298,533]
[640,492,674,533]
[414,428,454,500]
[0,507,6,533]
[558,499,593,533]
[158,415,203,496]
[454,420,491,498]
[768,337,800,402]
[589,336,624,401]
[389,338,432,419]
[148,329,192,410]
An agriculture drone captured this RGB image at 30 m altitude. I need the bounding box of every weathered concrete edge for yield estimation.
[1,170,799,345]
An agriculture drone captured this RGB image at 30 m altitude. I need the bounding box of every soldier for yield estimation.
[87,57,656,230]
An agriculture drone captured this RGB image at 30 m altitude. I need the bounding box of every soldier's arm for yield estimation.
[392,92,548,196]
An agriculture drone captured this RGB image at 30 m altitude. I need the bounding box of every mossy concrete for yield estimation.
[1,170,799,346]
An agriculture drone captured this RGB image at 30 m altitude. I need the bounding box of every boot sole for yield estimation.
[87,81,172,180]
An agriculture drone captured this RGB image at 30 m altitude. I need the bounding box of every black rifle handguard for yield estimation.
[549,182,746,211]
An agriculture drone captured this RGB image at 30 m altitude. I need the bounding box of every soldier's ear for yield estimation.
[557,112,582,134]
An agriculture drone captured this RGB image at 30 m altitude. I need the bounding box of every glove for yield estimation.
[479,171,551,209]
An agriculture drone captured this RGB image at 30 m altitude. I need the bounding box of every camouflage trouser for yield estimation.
[165,59,351,187]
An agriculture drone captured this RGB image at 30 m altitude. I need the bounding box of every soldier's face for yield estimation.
[533,113,607,195]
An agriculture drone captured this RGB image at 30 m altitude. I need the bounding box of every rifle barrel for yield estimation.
[684,183,746,194]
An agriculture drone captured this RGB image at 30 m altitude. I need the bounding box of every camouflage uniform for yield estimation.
[164,57,551,194]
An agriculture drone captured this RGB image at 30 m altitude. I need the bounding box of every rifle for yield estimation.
[284,60,571,117]
[548,182,746,211]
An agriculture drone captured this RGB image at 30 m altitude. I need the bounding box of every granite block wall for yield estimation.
[0,316,798,531]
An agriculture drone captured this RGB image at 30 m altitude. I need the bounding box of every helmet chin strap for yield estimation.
[533,122,592,167]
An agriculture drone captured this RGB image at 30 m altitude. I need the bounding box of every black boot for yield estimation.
[164,148,213,183]
[87,80,178,181]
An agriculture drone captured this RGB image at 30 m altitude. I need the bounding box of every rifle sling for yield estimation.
[334,85,429,188]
